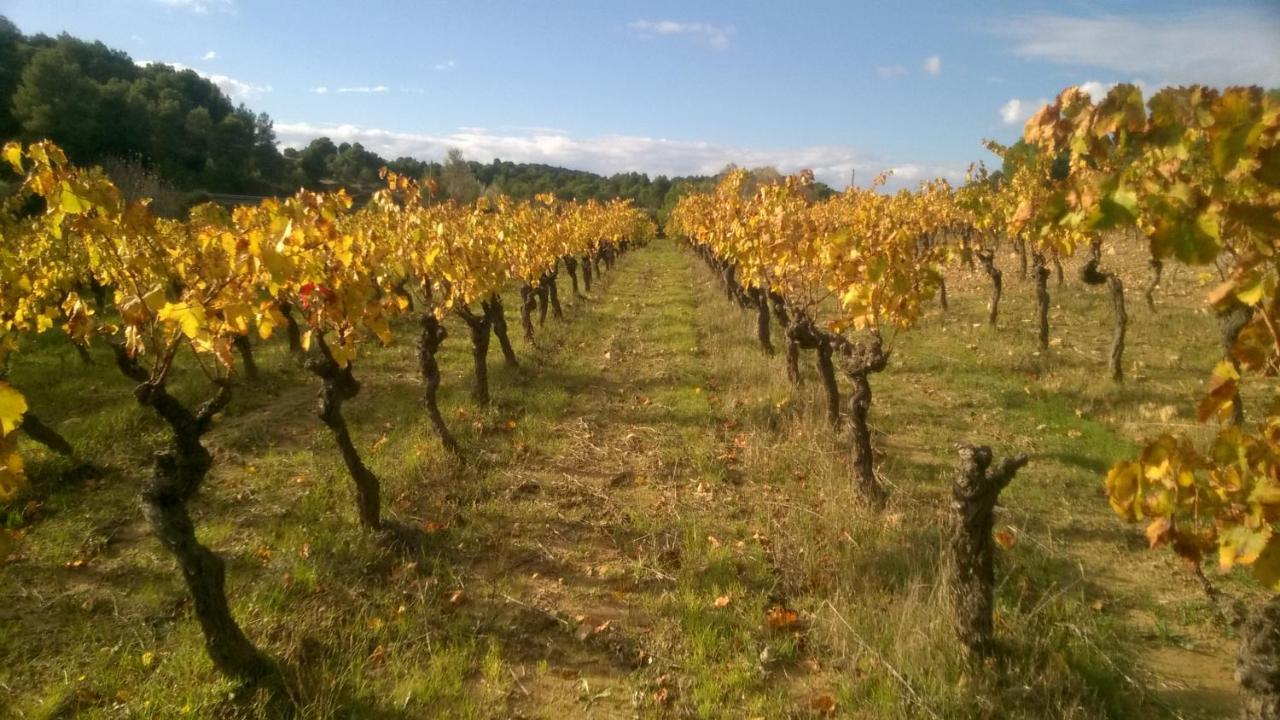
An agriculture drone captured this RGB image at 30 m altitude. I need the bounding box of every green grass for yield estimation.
[0,239,1251,718]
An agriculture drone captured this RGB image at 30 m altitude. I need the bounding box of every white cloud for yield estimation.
[434,60,456,71]
[876,65,908,79]
[992,9,1280,86]
[153,0,233,14]
[138,60,270,101]
[999,97,1048,126]
[201,50,218,61]
[628,19,736,50]
[922,55,941,76]
[311,86,329,94]
[335,85,389,94]
[273,121,963,191]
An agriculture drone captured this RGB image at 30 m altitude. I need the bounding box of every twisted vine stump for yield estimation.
[278,299,303,355]
[233,335,259,381]
[581,253,593,291]
[1015,238,1028,281]
[113,347,279,688]
[74,341,93,365]
[815,335,841,428]
[1032,251,1051,351]
[417,314,458,453]
[784,310,827,401]
[750,287,774,355]
[544,267,564,320]
[977,249,1002,327]
[946,444,1029,657]
[720,262,738,303]
[519,284,537,343]
[456,305,493,405]
[1080,241,1127,382]
[483,293,519,367]
[535,280,550,326]
[1239,596,1280,720]
[938,275,949,311]
[836,335,890,507]
[563,256,583,298]
[1145,258,1162,312]
[306,336,382,531]
[1051,250,1064,287]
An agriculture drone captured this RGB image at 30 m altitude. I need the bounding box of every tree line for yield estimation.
[0,17,835,220]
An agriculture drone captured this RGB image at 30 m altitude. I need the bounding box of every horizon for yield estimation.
[6,0,1280,190]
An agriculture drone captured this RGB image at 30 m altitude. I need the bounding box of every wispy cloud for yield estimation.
[311,86,329,95]
[922,55,941,76]
[201,50,218,61]
[153,0,233,14]
[273,121,963,190]
[998,97,1046,126]
[138,60,270,101]
[628,19,736,50]
[992,9,1280,86]
[335,85,389,94]
[434,60,456,71]
[876,65,908,79]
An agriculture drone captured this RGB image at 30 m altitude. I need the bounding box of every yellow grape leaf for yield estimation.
[0,382,27,435]
[60,185,89,215]
[1105,461,1142,520]
[1197,360,1240,423]
[1219,525,1271,571]
[994,527,1017,550]
[713,595,731,608]
[157,302,206,340]
[1250,538,1280,591]
[2,142,22,173]
[0,435,23,502]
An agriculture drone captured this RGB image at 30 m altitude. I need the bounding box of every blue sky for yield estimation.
[5,0,1280,188]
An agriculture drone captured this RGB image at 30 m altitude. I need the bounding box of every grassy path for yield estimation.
[0,239,1246,719]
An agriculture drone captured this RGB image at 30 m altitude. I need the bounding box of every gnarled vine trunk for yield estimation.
[519,284,537,343]
[535,282,550,326]
[938,275,949,311]
[836,335,890,507]
[233,335,259,381]
[483,293,519,367]
[19,411,77,460]
[1032,251,1050,351]
[564,256,582,298]
[977,249,1002,327]
[417,314,458,452]
[581,254,593,291]
[1015,238,1028,281]
[545,269,564,320]
[456,305,493,405]
[751,287,774,355]
[278,300,303,355]
[946,444,1028,657]
[1145,258,1163,312]
[306,337,381,531]
[1080,242,1127,382]
[112,347,278,687]
[815,336,841,428]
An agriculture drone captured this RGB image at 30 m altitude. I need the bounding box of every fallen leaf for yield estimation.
[810,693,837,714]
[713,595,731,608]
